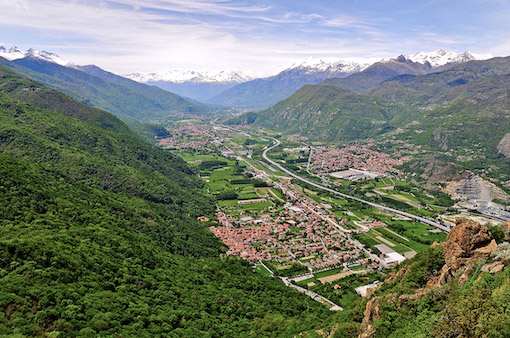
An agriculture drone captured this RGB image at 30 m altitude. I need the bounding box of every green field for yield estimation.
[255,265,273,276]
[354,219,447,255]
[217,199,239,207]
[354,232,379,247]
[314,267,346,279]
[241,201,273,210]
[375,227,428,252]
[171,149,278,214]
[238,192,260,200]
[390,220,447,243]
[367,229,412,254]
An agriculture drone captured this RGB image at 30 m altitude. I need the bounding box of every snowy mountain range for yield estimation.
[0,45,70,66]
[126,58,368,85]
[289,50,493,78]
[126,49,491,91]
[125,70,252,84]
[397,49,492,67]
[0,45,496,106]
[285,56,370,75]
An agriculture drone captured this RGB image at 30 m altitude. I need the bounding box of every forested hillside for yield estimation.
[242,56,510,144]
[0,56,205,122]
[252,84,393,141]
[0,65,333,337]
[231,57,510,180]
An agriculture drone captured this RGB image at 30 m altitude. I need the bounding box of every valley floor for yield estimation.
[157,119,489,311]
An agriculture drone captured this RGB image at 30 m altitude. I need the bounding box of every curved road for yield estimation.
[262,138,450,233]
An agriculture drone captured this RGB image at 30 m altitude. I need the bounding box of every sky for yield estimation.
[0,0,509,76]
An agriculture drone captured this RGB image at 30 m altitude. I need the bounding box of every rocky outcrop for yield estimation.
[443,219,493,269]
[497,133,510,159]
[428,219,498,287]
[358,298,380,338]
[432,127,449,151]
[384,264,409,283]
[481,261,505,273]
[358,219,504,338]
[504,221,510,236]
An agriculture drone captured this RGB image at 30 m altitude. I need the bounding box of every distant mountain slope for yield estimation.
[74,64,210,110]
[252,84,393,141]
[0,67,128,133]
[368,56,510,106]
[323,56,434,93]
[146,80,240,102]
[0,65,332,336]
[238,56,434,140]
[238,56,510,151]
[0,56,206,122]
[209,51,488,109]
[209,59,367,109]
[370,57,510,165]
[125,69,252,101]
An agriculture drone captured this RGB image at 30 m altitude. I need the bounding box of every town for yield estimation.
[163,121,453,308]
[310,143,409,176]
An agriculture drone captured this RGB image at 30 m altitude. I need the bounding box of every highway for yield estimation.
[262,138,451,233]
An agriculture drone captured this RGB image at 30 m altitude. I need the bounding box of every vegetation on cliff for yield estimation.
[320,219,510,338]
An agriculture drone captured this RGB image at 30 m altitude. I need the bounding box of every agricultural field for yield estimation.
[173,149,284,217]
[296,270,384,308]
[353,221,447,256]
[254,264,273,276]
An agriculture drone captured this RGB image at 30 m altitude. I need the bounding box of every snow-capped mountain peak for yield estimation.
[9,46,23,54]
[404,49,493,67]
[124,70,253,84]
[290,56,329,70]
[0,45,70,66]
[286,57,370,75]
[2,46,26,60]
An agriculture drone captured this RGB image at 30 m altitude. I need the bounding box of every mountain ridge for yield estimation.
[125,69,252,84]
[207,59,365,109]
[208,50,489,109]
[0,55,207,122]
[0,45,70,66]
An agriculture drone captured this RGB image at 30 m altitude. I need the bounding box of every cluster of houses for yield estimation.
[209,182,365,269]
[158,124,213,149]
[311,144,409,175]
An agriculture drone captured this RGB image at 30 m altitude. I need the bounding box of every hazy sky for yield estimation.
[1,0,509,76]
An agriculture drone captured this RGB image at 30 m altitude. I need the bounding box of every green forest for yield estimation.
[0,65,334,337]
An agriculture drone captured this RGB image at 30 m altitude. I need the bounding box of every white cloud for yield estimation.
[2,0,504,76]
[0,0,385,75]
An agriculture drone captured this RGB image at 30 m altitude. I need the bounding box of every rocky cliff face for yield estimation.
[428,219,498,287]
[357,219,506,338]
[497,133,510,159]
